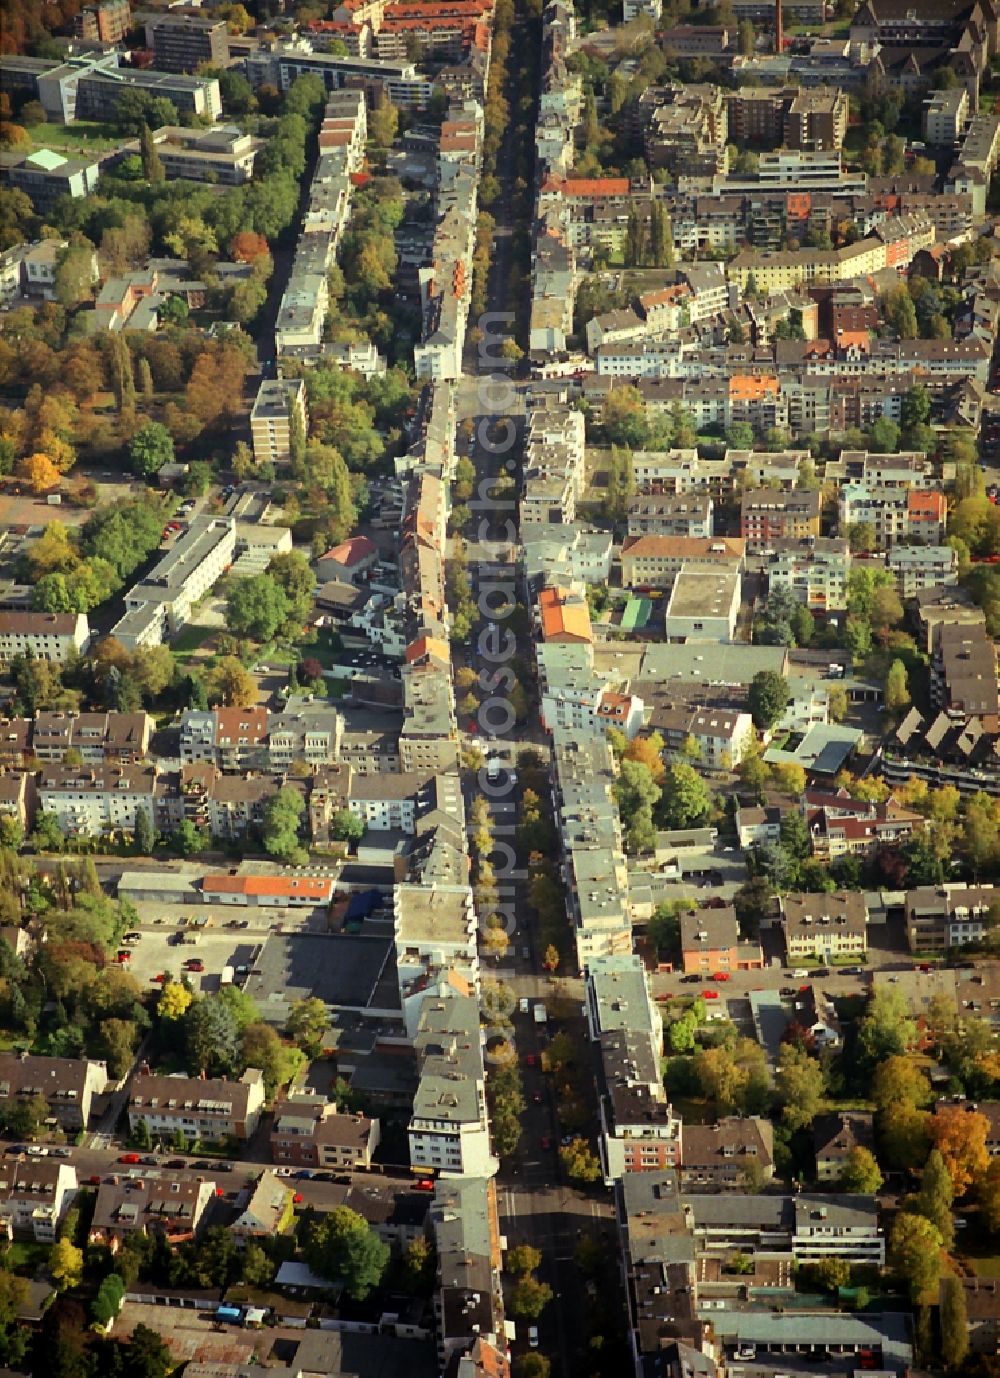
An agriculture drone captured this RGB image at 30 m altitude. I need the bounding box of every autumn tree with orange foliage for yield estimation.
[927,1103,991,1196]
[624,732,666,784]
[17,453,60,494]
[230,231,270,264]
[184,342,249,429]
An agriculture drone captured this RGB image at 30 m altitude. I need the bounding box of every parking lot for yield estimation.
[116,901,329,993]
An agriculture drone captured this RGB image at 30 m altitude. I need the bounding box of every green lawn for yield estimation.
[170,624,217,657]
[23,119,121,154]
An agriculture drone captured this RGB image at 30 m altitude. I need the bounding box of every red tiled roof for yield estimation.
[202,876,333,899]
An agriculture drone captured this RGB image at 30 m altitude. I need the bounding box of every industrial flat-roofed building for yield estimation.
[664,568,741,642]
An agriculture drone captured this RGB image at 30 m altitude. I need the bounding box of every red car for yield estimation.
[711,972,730,982]
[152,973,167,983]
[184,959,205,973]
[115,950,132,964]
[119,1153,141,1165]
[523,1053,537,1067]
[702,989,719,1000]
[414,1179,435,1192]
[540,1135,552,1150]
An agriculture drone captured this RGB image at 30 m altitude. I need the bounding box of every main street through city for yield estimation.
[452,10,624,1373]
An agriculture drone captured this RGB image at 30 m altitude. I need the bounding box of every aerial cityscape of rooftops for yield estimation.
[1,0,1000,1375]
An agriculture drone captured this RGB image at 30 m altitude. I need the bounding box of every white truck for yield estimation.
[220,965,235,986]
[533,1002,547,1025]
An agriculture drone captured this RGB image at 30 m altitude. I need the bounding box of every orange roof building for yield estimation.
[538,585,593,644]
[201,875,334,906]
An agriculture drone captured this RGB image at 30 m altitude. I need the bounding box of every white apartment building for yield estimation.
[0,611,90,664]
[408,984,497,1179]
[767,538,851,613]
[886,544,957,599]
[38,764,158,837]
[275,273,329,353]
[128,1070,266,1145]
[393,883,478,1003]
[585,957,679,1185]
[345,772,440,833]
[688,706,755,769]
[0,1160,77,1242]
[114,517,236,649]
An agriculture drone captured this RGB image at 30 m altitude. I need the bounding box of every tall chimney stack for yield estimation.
[775,0,783,52]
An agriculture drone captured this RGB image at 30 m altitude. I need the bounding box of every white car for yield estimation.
[528,1327,539,1349]
[273,1167,294,1178]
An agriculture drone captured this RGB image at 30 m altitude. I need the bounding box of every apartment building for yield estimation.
[430,1177,504,1371]
[0,611,89,664]
[905,884,996,953]
[0,1053,108,1132]
[408,984,497,1178]
[781,890,868,961]
[552,727,632,967]
[89,1173,216,1251]
[250,378,309,468]
[128,1070,266,1145]
[886,544,957,599]
[74,0,131,43]
[114,517,236,650]
[0,1160,77,1242]
[615,1171,703,1373]
[183,768,283,841]
[626,493,714,538]
[924,86,969,147]
[679,1117,775,1190]
[30,710,152,764]
[741,488,822,553]
[399,662,459,773]
[270,1095,380,1170]
[641,84,728,177]
[620,536,745,589]
[149,14,229,72]
[179,706,270,770]
[268,698,344,771]
[684,1191,883,1265]
[784,88,849,151]
[37,764,159,838]
[932,623,1000,718]
[766,537,851,612]
[394,883,478,1003]
[679,906,762,975]
[585,956,680,1185]
[839,484,946,548]
[813,1110,875,1183]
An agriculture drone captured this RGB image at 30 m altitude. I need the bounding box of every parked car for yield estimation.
[529,1327,539,1349]
[702,989,719,1000]
[119,1153,141,1165]
[183,958,205,973]
[711,972,731,982]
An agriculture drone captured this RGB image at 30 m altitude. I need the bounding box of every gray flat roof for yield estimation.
[243,932,392,1014]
